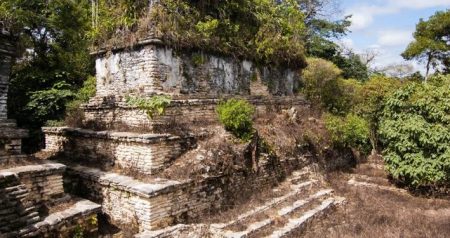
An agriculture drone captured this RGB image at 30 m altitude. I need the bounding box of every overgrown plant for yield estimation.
[217,99,255,141]
[126,95,172,119]
[324,113,371,154]
[89,0,308,68]
[379,74,450,187]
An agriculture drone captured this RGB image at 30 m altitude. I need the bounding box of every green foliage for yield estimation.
[216,99,255,141]
[379,74,450,187]
[352,76,403,151]
[302,57,342,107]
[25,81,75,125]
[72,224,84,238]
[92,0,307,68]
[2,0,93,136]
[66,75,96,112]
[402,10,450,76]
[332,52,369,81]
[324,113,371,153]
[126,95,172,119]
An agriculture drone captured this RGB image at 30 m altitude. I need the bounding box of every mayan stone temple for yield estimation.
[1,9,346,238]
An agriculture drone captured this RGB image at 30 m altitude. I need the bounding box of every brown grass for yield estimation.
[296,172,450,238]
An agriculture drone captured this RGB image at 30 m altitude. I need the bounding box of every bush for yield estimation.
[324,113,371,154]
[126,95,172,119]
[302,58,342,108]
[379,74,450,187]
[216,99,255,140]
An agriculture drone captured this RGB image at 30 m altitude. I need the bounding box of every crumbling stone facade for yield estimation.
[0,31,15,120]
[43,127,196,175]
[0,32,28,157]
[94,41,301,97]
[0,163,101,237]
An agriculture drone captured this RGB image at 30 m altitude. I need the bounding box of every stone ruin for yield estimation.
[0,31,100,237]
[2,28,347,237]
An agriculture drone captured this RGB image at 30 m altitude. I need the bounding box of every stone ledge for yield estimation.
[42,127,188,144]
[68,165,190,199]
[0,162,66,177]
[82,96,308,110]
[0,127,28,139]
[18,198,101,237]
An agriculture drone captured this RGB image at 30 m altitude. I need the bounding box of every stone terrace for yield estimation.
[37,39,347,237]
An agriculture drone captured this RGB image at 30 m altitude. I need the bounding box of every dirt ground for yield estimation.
[298,172,450,238]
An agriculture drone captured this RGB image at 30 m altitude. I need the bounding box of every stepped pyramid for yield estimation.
[0,32,101,237]
[39,34,346,237]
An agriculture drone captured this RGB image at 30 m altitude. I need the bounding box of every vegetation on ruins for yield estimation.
[126,95,172,119]
[217,99,255,141]
[1,0,449,191]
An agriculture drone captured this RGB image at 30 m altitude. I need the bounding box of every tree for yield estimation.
[0,0,92,150]
[402,10,450,79]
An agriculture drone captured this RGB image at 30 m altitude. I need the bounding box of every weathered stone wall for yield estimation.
[0,163,65,236]
[0,32,15,120]
[43,127,196,175]
[81,97,308,131]
[94,42,301,97]
[0,172,40,235]
[63,153,308,232]
[0,163,66,207]
[0,120,28,155]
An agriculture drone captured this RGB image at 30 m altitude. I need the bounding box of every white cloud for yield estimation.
[377,30,413,46]
[345,0,450,31]
[339,38,355,49]
[389,0,450,9]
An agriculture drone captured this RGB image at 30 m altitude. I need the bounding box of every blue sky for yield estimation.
[338,0,450,73]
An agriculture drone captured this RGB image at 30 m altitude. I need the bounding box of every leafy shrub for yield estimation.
[302,58,342,108]
[216,99,255,140]
[26,81,75,125]
[324,113,371,154]
[126,95,172,119]
[65,75,96,111]
[352,76,402,151]
[379,74,450,187]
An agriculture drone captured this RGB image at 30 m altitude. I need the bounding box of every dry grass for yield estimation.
[297,172,450,238]
[0,156,44,170]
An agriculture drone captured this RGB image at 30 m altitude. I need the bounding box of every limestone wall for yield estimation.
[94,42,300,97]
[0,163,66,235]
[0,32,15,120]
[43,127,196,175]
[81,97,308,131]
[63,154,301,232]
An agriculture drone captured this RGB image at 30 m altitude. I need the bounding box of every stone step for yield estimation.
[43,127,196,176]
[351,174,390,186]
[348,178,408,194]
[64,164,192,232]
[265,197,340,238]
[220,189,334,238]
[359,163,384,171]
[17,198,101,237]
[213,180,318,230]
[287,170,310,185]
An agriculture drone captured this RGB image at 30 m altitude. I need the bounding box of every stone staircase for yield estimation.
[135,167,345,237]
[348,155,407,194]
[0,162,101,237]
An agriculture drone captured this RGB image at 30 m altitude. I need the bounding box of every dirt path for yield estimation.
[294,162,450,238]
